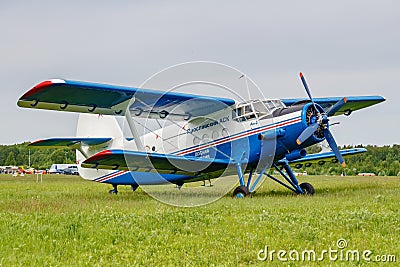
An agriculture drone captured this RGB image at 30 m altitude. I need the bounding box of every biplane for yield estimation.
[17,72,385,197]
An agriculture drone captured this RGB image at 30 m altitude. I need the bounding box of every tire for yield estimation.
[299,182,314,195]
[232,185,251,198]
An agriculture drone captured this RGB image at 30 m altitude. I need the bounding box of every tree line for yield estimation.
[302,144,400,176]
[0,142,76,170]
[0,142,399,176]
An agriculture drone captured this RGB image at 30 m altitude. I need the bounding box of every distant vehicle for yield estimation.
[49,164,78,174]
[63,166,79,175]
[48,164,64,174]
[357,173,376,176]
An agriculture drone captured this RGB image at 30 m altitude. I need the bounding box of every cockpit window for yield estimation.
[233,104,256,121]
[263,100,285,111]
[245,105,252,113]
[271,99,285,109]
[232,99,286,121]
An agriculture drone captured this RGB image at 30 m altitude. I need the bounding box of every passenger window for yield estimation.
[222,128,229,137]
[202,134,210,143]
[193,137,200,145]
[212,131,219,140]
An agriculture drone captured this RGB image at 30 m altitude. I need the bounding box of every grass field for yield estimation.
[0,174,399,266]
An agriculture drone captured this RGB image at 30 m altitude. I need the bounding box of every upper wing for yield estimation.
[282,148,367,169]
[81,149,231,175]
[29,137,112,147]
[17,79,235,119]
[281,96,385,116]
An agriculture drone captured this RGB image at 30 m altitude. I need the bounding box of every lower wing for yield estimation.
[82,150,231,176]
[281,148,367,169]
[28,137,113,159]
[29,137,112,147]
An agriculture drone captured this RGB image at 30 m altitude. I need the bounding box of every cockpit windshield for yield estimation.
[232,99,286,121]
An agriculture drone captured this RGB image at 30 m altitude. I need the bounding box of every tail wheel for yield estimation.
[232,186,251,198]
[299,182,314,195]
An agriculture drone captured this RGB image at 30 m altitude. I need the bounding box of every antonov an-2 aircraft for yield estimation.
[17,72,385,198]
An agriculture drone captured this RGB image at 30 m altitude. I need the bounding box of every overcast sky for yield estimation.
[1,0,398,146]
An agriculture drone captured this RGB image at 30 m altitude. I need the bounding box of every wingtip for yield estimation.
[296,139,302,145]
[82,150,113,166]
[20,79,66,100]
[96,150,113,156]
[299,72,303,78]
[20,80,53,99]
[28,139,45,147]
[343,97,348,103]
[341,162,347,168]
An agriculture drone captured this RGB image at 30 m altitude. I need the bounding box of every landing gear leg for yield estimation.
[175,182,183,190]
[131,184,139,192]
[232,163,251,198]
[265,161,315,195]
[282,162,303,194]
[109,184,118,194]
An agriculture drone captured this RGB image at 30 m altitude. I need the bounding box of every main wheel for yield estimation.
[299,182,314,195]
[232,186,250,198]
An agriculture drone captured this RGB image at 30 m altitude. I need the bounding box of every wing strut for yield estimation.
[125,106,145,152]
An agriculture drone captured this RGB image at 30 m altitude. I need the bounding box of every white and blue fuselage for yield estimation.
[78,99,320,186]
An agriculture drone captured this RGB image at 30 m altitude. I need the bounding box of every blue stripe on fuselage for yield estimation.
[175,116,301,156]
[179,116,302,163]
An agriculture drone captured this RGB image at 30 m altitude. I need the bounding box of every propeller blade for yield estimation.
[326,97,348,117]
[296,123,320,145]
[323,128,346,167]
[299,72,318,112]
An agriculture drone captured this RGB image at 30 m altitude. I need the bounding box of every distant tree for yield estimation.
[294,144,400,176]
[5,151,16,166]
[0,142,399,175]
[48,149,68,164]
[306,144,322,154]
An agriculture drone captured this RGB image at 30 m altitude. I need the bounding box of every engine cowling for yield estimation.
[300,102,326,145]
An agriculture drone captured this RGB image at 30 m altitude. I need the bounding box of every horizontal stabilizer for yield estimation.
[282,148,367,168]
[18,79,235,119]
[282,96,385,116]
[29,137,112,148]
[82,149,231,175]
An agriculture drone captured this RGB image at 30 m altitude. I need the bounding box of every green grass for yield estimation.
[0,174,399,266]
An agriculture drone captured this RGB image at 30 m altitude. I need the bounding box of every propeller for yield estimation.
[296,72,347,167]
[324,128,346,167]
[296,122,319,145]
[326,97,347,117]
[299,72,318,112]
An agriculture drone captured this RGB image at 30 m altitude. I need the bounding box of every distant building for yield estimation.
[293,171,308,176]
